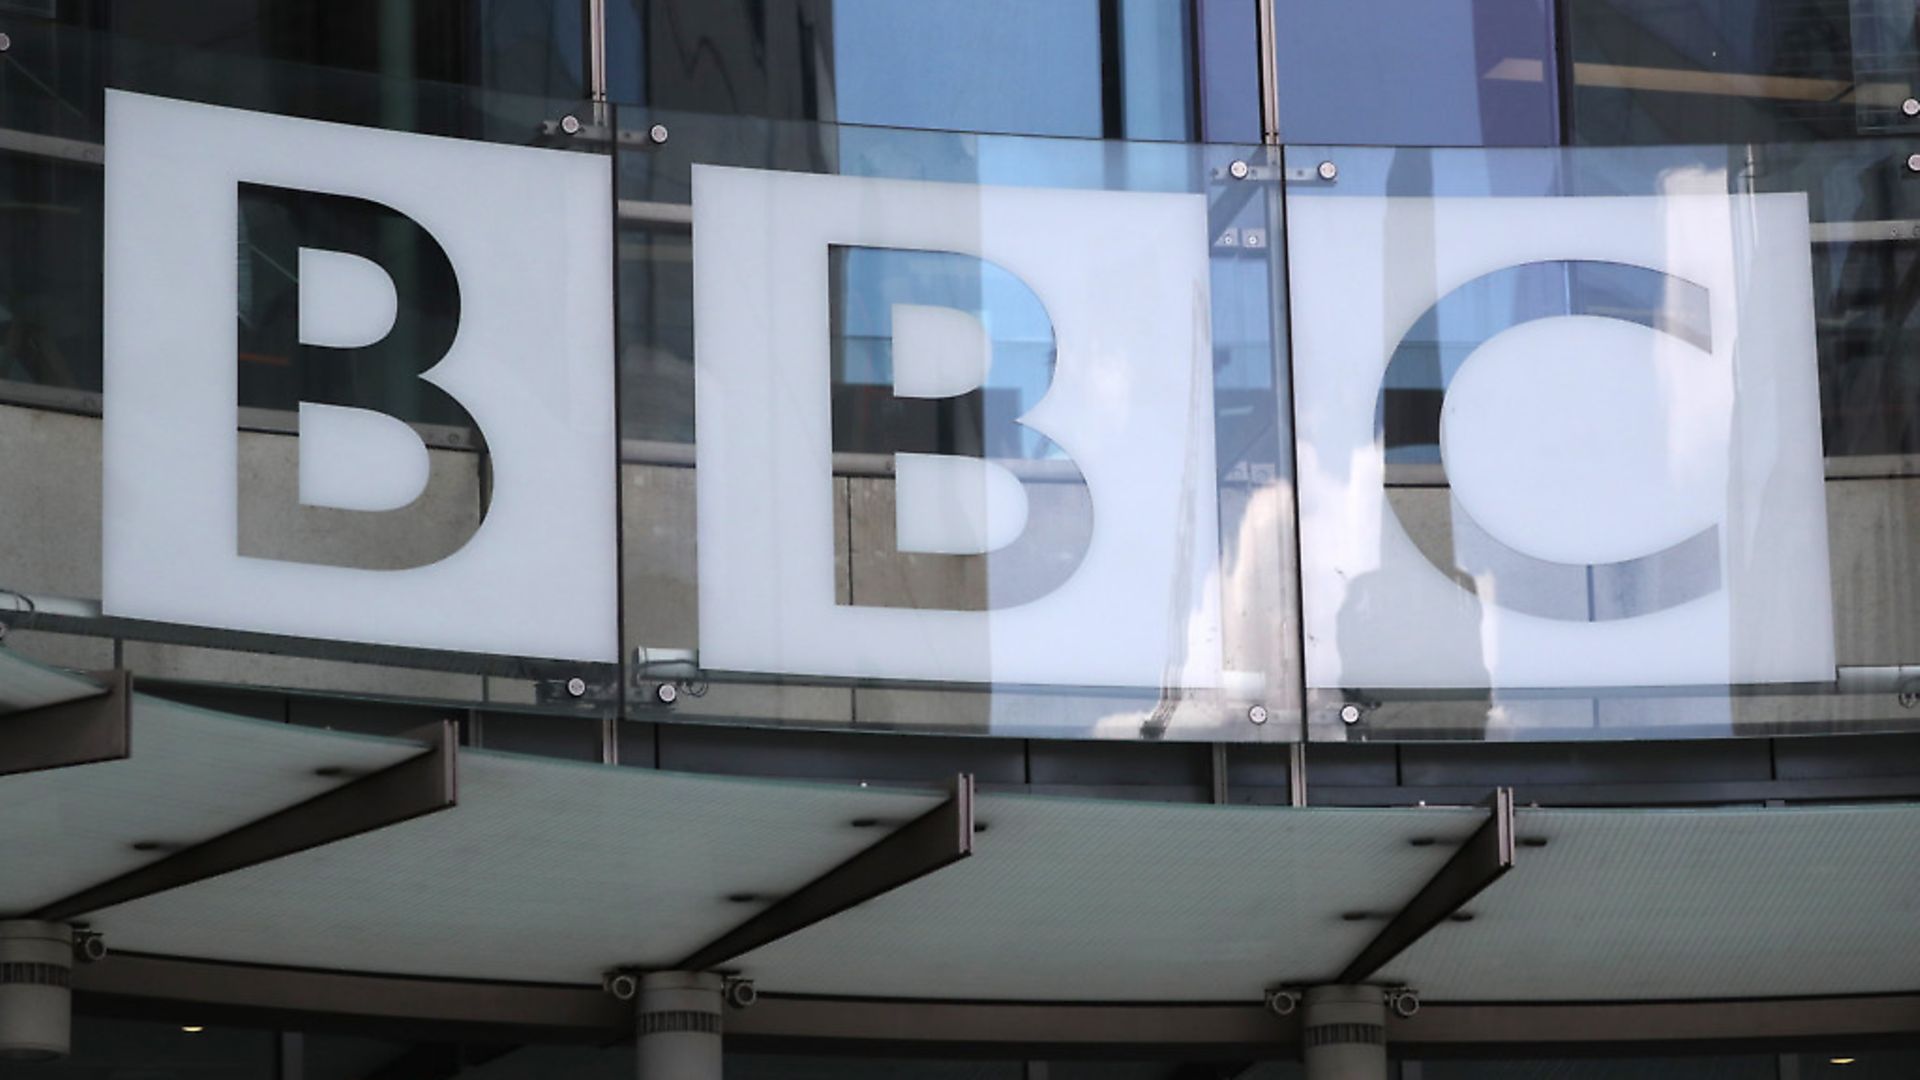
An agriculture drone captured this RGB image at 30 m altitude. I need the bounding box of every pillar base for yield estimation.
[0,920,73,1062]
[1303,984,1387,1080]
[636,971,723,1080]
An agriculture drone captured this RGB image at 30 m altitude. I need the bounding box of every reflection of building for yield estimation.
[0,3,1917,1078]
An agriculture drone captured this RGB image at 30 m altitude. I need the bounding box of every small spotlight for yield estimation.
[1828,1058,1855,1066]
[180,1026,205,1034]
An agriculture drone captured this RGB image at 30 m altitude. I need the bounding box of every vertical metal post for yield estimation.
[586,0,610,126]
[636,972,723,1080]
[1254,0,1282,143]
[1303,985,1388,1080]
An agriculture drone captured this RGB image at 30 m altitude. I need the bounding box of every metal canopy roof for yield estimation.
[3,646,1917,1013]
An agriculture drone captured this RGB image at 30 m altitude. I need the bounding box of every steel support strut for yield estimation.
[0,669,132,777]
[30,721,458,922]
[1337,787,1516,984]
[674,775,975,973]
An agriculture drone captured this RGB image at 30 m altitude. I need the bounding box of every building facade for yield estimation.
[0,1,1917,1077]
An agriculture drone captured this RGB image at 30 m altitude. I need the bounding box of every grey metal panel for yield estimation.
[1397,740,1774,789]
[0,629,114,674]
[655,723,1026,787]
[475,712,604,763]
[0,403,104,599]
[1774,732,1920,780]
[1826,477,1920,666]
[1027,740,1213,789]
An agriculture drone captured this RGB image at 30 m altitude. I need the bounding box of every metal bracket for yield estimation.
[0,668,133,777]
[30,721,459,922]
[674,774,976,973]
[1336,788,1516,984]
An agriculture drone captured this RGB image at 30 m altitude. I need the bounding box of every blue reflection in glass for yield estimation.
[1274,0,1559,146]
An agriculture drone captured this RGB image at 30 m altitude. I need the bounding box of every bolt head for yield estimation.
[1248,704,1269,725]
[1339,703,1362,724]
[648,123,670,145]
[559,114,581,135]
[1228,159,1250,180]
[1317,160,1339,181]
[1905,97,1920,117]
[0,32,12,52]
[656,682,679,704]
[1907,153,1920,173]
[565,676,587,698]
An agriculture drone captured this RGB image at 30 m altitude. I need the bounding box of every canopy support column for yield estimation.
[1302,985,1387,1080]
[636,971,723,1080]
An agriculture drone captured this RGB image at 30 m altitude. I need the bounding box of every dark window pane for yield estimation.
[103,0,585,99]
[1566,0,1902,144]
[604,0,1196,139]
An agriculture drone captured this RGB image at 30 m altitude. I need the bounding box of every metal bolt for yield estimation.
[1339,703,1363,724]
[655,682,679,705]
[1317,159,1339,181]
[1907,153,1920,173]
[1904,98,1920,117]
[0,32,12,52]
[1899,682,1920,709]
[559,114,582,135]
[1228,159,1251,180]
[565,676,587,698]
[648,123,670,145]
[1248,704,1269,725]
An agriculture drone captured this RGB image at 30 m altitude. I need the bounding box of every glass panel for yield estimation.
[603,1,1197,140]
[1273,0,1560,147]
[1565,0,1917,145]
[616,105,1299,740]
[1288,141,1920,741]
[0,21,616,715]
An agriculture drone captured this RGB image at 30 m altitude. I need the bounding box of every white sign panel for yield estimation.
[1291,191,1834,689]
[102,90,619,662]
[692,164,1224,688]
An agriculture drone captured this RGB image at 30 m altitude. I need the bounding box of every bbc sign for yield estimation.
[97,91,1835,692]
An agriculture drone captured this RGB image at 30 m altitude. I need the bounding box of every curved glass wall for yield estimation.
[0,20,1916,744]
[1287,141,1920,740]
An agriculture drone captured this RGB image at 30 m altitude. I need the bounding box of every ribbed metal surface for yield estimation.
[0,962,69,988]
[1304,1021,1384,1047]
[1388,805,1920,1000]
[636,1009,722,1036]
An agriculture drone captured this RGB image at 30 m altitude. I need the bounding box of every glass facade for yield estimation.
[1,5,1914,745]
[0,1,1916,1074]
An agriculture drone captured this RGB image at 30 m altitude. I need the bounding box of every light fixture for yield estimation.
[180,1026,204,1035]
[1829,1058,1855,1066]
